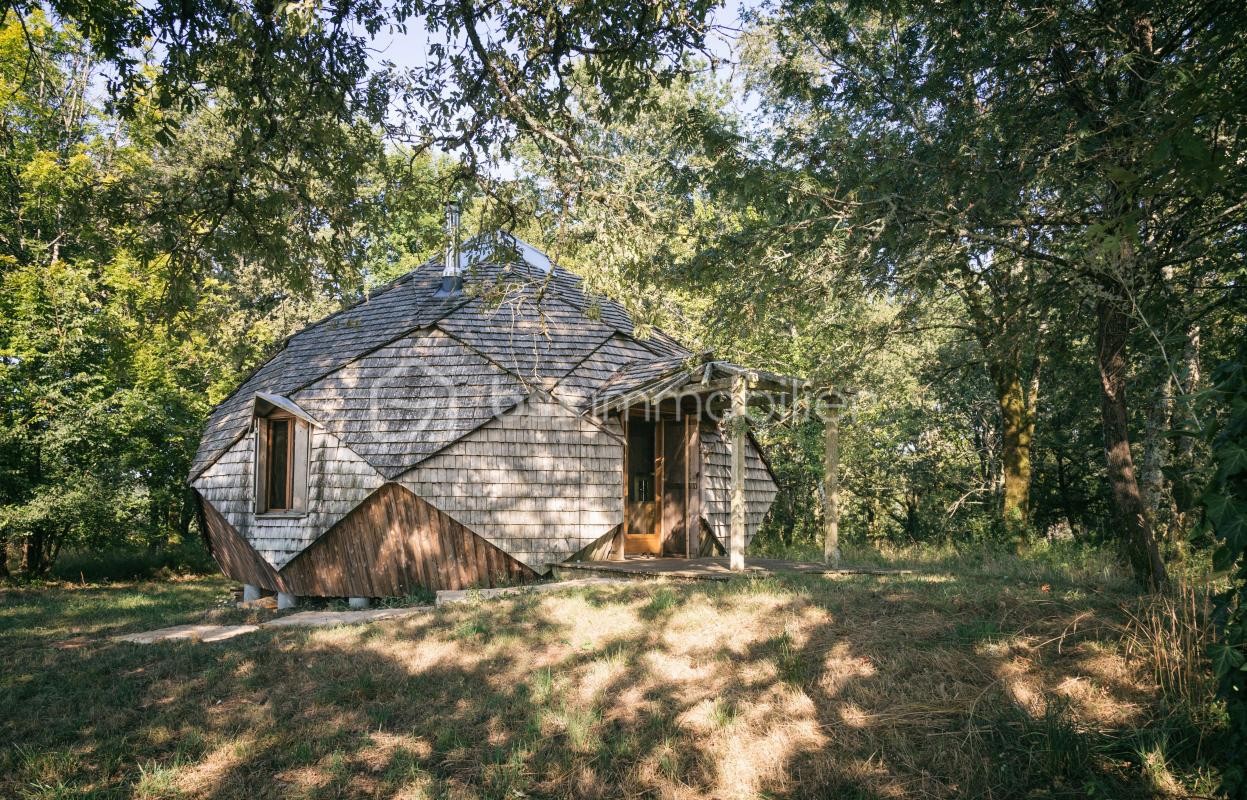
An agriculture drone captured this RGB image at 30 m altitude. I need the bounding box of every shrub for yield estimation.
[1204,352,1247,798]
[49,538,216,582]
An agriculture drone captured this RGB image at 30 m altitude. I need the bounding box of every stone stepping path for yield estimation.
[114,623,262,644]
[114,607,429,644]
[434,577,624,606]
[264,607,430,628]
[113,578,625,644]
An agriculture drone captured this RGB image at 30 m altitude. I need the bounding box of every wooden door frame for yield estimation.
[621,409,701,559]
[684,414,701,558]
[622,414,663,556]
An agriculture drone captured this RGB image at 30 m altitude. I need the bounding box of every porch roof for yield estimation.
[586,353,845,414]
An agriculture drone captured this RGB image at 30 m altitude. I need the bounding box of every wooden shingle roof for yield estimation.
[190,235,691,482]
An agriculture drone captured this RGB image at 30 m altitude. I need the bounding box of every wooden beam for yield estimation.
[656,420,666,554]
[685,415,698,559]
[729,373,747,572]
[617,414,629,561]
[823,405,841,566]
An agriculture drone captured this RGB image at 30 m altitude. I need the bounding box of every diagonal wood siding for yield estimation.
[192,426,385,570]
[278,483,538,596]
[197,491,290,593]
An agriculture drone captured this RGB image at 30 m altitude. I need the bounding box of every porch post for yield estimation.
[729,374,748,572]
[616,414,629,561]
[823,399,841,566]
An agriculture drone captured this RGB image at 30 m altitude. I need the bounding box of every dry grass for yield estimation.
[1120,579,1218,709]
[0,561,1228,799]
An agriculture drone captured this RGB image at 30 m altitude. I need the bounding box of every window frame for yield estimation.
[254,412,310,517]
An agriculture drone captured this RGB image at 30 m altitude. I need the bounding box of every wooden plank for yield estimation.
[276,484,537,596]
[729,374,747,571]
[470,530,489,587]
[432,504,456,591]
[449,517,472,589]
[686,416,700,559]
[416,495,446,591]
[254,420,268,514]
[393,488,412,595]
[383,488,407,594]
[486,540,504,586]
[456,517,476,589]
[405,486,432,590]
[617,414,629,561]
[441,508,468,590]
[198,492,287,592]
[661,419,687,556]
[655,419,665,551]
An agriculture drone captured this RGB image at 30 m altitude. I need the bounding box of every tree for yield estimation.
[741,0,1247,588]
[512,70,1016,551]
[1205,345,1247,798]
[0,10,451,573]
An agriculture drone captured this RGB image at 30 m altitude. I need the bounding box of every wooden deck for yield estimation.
[550,556,912,582]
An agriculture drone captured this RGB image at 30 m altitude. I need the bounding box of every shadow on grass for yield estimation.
[0,577,239,646]
[0,572,1219,799]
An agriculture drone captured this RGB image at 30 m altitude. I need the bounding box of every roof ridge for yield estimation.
[432,323,540,390]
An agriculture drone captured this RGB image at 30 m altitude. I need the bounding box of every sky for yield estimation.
[77,1,763,180]
[367,0,760,113]
[356,0,761,178]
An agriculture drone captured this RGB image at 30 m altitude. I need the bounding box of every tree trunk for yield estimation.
[996,368,1036,542]
[1054,444,1077,536]
[1096,294,1167,590]
[1141,372,1174,531]
[23,527,46,575]
[0,528,9,579]
[823,406,841,566]
[1169,324,1202,545]
[1175,324,1202,462]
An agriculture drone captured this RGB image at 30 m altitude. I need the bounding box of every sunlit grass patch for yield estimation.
[0,561,1229,799]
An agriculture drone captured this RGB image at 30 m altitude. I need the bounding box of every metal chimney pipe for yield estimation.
[437,201,463,297]
[443,200,461,276]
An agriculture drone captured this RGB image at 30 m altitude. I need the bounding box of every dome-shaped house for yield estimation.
[190,230,790,603]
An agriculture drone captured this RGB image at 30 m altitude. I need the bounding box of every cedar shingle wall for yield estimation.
[197,491,289,592]
[292,329,526,478]
[191,426,383,569]
[190,262,471,478]
[700,426,777,547]
[398,395,623,573]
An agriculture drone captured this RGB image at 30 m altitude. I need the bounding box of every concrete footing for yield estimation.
[242,584,261,602]
[348,596,370,610]
[277,592,298,610]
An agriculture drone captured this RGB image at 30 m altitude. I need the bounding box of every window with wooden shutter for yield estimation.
[255,413,311,515]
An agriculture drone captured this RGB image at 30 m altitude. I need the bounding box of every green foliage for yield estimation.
[0,11,449,575]
[50,540,216,583]
[1204,348,1247,798]
[0,0,1242,616]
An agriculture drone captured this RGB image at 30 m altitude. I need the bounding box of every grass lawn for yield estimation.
[0,555,1226,799]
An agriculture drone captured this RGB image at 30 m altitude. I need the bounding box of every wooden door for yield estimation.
[624,419,661,554]
[661,420,688,555]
